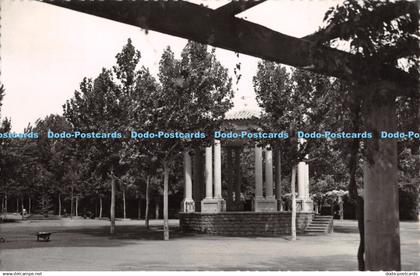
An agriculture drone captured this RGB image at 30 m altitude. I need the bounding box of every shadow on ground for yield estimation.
[60,225,194,240]
[0,224,200,250]
[333,225,359,233]
[1,221,293,250]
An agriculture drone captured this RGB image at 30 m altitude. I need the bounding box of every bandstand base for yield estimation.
[180,211,314,236]
[201,198,226,213]
[254,197,277,212]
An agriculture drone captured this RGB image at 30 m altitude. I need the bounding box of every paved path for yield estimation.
[0,219,418,271]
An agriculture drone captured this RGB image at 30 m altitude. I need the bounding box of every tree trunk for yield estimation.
[137,193,141,220]
[16,198,19,213]
[70,188,74,218]
[75,196,79,217]
[163,161,169,241]
[123,189,126,219]
[339,196,344,221]
[145,176,150,229]
[291,166,297,241]
[28,197,31,214]
[357,197,365,271]
[110,177,116,234]
[58,194,62,217]
[348,135,364,271]
[21,198,24,220]
[363,83,400,270]
[94,200,98,218]
[99,196,103,219]
[155,201,159,219]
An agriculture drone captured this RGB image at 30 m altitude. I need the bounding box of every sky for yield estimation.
[1,0,343,131]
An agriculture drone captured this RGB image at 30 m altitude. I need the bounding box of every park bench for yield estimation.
[36,232,52,241]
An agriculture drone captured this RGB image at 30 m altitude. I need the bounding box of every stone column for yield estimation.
[255,144,276,212]
[304,162,310,199]
[204,146,213,199]
[214,140,222,199]
[192,148,203,212]
[254,144,263,199]
[297,162,306,200]
[182,150,195,212]
[297,161,312,212]
[264,146,274,198]
[259,146,277,211]
[201,142,225,213]
[226,148,233,211]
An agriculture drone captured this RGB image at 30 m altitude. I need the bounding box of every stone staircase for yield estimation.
[305,215,333,234]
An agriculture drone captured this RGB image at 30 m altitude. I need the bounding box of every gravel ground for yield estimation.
[0,218,418,271]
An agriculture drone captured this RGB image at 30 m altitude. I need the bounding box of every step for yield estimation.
[306,227,327,230]
[306,226,327,229]
[304,216,333,234]
[305,229,326,232]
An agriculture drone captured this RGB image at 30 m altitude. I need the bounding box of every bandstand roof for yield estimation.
[225,109,260,121]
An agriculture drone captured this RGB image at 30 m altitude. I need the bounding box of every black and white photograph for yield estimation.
[0,0,419,274]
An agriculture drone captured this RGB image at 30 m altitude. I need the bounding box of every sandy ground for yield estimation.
[0,218,419,271]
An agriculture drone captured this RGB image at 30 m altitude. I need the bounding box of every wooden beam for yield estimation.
[39,0,417,96]
[214,0,266,17]
[302,1,419,43]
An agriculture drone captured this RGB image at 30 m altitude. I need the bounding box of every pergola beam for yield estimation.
[39,0,417,96]
[302,1,419,43]
[214,0,266,17]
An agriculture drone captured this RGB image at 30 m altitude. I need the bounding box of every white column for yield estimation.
[226,148,233,210]
[182,150,195,212]
[214,140,222,199]
[264,146,274,198]
[254,144,263,198]
[183,151,193,200]
[304,162,310,199]
[205,145,213,199]
[297,160,312,212]
[297,162,306,199]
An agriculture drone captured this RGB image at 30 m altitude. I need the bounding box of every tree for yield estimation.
[64,70,125,233]
[321,0,419,270]
[33,115,73,216]
[127,41,233,240]
[253,62,351,213]
[0,85,14,215]
[63,39,144,233]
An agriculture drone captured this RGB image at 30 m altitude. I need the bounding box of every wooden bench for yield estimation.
[36,232,52,241]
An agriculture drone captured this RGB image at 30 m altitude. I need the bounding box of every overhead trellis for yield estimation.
[40,0,418,97]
